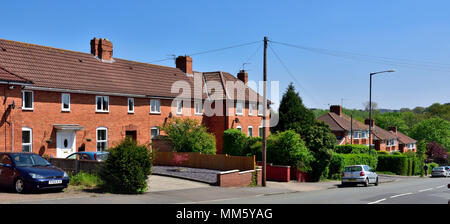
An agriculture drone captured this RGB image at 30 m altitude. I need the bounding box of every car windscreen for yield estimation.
[432,167,444,171]
[12,154,51,167]
[344,166,362,172]
[96,153,108,161]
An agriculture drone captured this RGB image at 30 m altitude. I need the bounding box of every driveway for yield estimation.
[152,165,220,184]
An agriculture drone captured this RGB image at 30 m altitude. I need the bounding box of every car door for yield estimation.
[0,154,15,187]
[365,166,374,183]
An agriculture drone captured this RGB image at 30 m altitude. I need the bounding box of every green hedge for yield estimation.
[334,145,372,154]
[222,129,248,156]
[328,153,378,179]
[377,155,413,176]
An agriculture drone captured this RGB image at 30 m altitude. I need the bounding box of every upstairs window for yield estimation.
[249,103,256,116]
[128,98,134,113]
[22,90,33,110]
[150,99,161,113]
[61,93,70,111]
[96,96,109,112]
[258,103,263,116]
[236,102,244,115]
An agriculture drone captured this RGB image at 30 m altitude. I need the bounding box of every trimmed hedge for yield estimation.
[377,155,413,176]
[328,153,378,179]
[222,129,248,156]
[334,145,372,154]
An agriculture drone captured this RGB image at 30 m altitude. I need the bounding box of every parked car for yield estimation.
[0,152,70,193]
[341,165,378,187]
[66,152,109,161]
[431,166,450,177]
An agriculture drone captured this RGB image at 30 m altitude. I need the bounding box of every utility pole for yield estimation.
[262,36,268,187]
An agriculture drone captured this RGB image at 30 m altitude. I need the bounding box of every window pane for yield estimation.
[62,94,70,109]
[128,98,134,111]
[22,145,31,153]
[24,92,32,108]
[97,129,106,141]
[151,128,159,139]
[22,130,31,143]
[97,97,102,110]
[97,142,107,151]
[103,97,109,110]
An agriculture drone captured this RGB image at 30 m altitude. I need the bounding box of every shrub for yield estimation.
[392,151,402,156]
[267,130,314,172]
[160,118,216,154]
[328,153,378,179]
[99,138,153,194]
[244,137,262,161]
[377,151,389,155]
[222,129,248,156]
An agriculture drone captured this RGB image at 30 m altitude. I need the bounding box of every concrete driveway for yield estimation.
[147,175,211,192]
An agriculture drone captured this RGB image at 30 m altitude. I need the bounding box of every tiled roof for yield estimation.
[317,112,368,132]
[390,130,417,144]
[0,66,32,84]
[372,125,398,140]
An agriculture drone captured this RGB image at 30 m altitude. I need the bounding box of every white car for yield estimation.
[431,166,450,177]
[342,165,378,187]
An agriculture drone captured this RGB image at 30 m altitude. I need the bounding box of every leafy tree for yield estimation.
[374,112,409,134]
[363,101,378,112]
[222,129,248,156]
[426,142,448,165]
[410,118,450,152]
[160,118,216,154]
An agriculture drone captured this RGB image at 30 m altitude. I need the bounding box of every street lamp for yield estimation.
[368,70,395,149]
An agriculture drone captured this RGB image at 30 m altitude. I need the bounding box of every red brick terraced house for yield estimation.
[388,126,417,152]
[365,119,399,152]
[317,105,371,145]
[0,38,269,157]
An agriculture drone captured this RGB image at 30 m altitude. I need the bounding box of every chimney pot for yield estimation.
[365,118,375,127]
[389,126,398,133]
[330,105,342,116]
[176,55,193,74]
[237,70,248,84]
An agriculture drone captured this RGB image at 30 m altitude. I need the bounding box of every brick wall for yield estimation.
[216,169,261,187]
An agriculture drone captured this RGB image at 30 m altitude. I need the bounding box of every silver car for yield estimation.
[431,166,450,177]
[342,165,378,187]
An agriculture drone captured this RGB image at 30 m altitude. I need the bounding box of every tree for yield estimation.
[363,101,378,112]
[410,118,450,152]
[374,112,409,134]
[272,83,315,134]
[426,142,448,165]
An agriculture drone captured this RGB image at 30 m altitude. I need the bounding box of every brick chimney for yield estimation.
[330,105,342,116]
[237,70,248,84]
[388,126,398,133]
[176,55,193,74]
[90,38,113,61]
[365,119,374,127]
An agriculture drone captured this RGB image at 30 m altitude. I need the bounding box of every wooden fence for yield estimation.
[49,158,103,174]
[153,152,255,171]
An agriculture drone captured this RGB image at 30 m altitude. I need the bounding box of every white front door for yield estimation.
[56,131,76,158]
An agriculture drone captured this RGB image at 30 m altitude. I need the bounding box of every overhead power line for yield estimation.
[270,40,450,73]
[149,40,261,63]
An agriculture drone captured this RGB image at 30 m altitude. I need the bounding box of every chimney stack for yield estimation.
[90,38,113,61]
[237,70,248,84]
[365,118,374,127]
[330,105,342,116]
[176,55,193,74]
[388,126,398,133]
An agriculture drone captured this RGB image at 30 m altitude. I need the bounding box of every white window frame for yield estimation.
[95,96,109,112]
[128,98,135,114]
[258,126,263,137]
[258,103,263,116]
[151,126,160,139]
[248,126,253,137]
[22,90,34,110]
[236,126,242,132]
[194,101,203,115]
[150,99,161,114]
[249,103,256,116]
[176,100,183,115]
[61,93,70,112]
[235,101,244,115]
[96,127,108,152]
[22,127,32,152]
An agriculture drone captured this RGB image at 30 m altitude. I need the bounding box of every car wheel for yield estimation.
[14,178,26,193]
[364,178,369,187]
[375,177,379,186]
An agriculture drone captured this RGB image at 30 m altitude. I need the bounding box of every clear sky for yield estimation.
[1,0,450,110]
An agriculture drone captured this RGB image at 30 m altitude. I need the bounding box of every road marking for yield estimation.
[435,185,445,189]
[390,192,413,198]
[418,188,433,192]
[368,198,386,204]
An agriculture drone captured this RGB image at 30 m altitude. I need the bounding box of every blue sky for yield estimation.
[1,0,450,110]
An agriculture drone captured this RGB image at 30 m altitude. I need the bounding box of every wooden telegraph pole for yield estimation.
[262,36,268,187]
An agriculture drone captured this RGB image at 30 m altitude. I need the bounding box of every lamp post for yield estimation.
[368,70,395,149]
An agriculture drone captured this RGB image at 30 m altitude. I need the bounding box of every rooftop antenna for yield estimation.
[242,62,251,71]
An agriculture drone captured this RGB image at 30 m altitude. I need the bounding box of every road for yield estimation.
[201,176,450,204]
[7,176,449,204]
